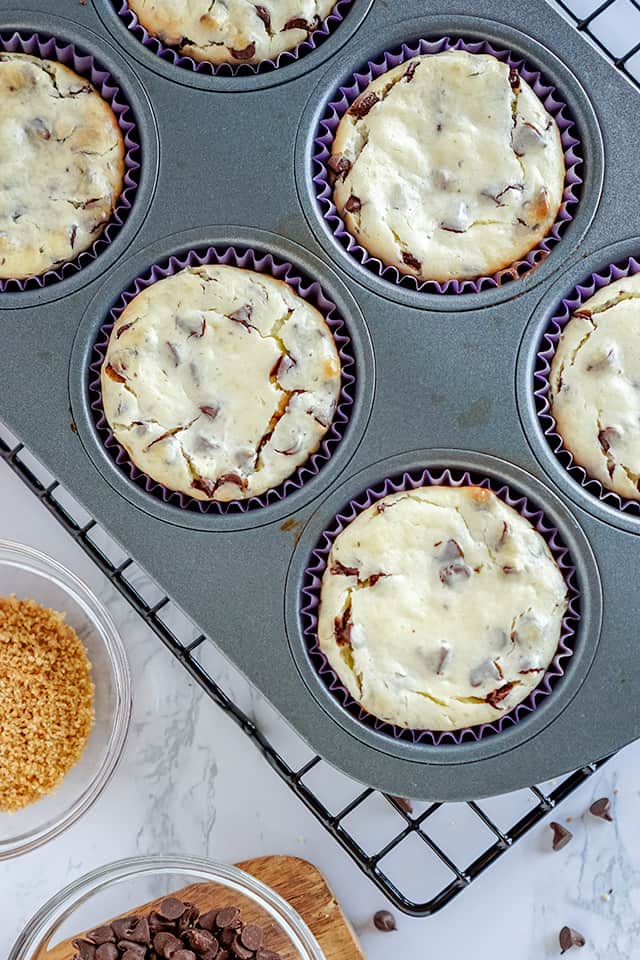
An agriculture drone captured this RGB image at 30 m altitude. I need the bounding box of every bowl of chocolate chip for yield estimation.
[10,856,325,960]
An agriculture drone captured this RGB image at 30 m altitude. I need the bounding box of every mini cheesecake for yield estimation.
[330,49,565,283]
[317,485,568,731]
[101,263,342,502]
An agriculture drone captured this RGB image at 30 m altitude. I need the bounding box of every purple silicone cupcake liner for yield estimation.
[89,244,356,514]
[0,29,141,293]
[313,35,583,295]
[300,466,581,746]
[114,0,355,77]
[534,254,640,516]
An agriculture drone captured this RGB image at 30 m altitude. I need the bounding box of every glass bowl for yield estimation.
[0,540,131,859]
[10,856,326,960]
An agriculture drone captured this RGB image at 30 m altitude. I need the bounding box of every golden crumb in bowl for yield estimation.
[0,595,95,812]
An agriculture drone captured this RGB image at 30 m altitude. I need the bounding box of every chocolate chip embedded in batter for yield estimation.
[284,16,311,30]
[328,153,352,179]
[115,320,137,340]
[401,251,422,271]
[30,116,51,139]
[345,195,362,213]
[598,427,619,454]
[230,42,256,61]
[228,304,255,332]
[270,352,296,380]
[104,363,126,383]
[334,603,353,647]
[200,404,220,419]
[330,560,359,576]
[485,681,517,709]
[436,645,451,675]
[349,91,380,119]
[439,561,471,586]
[254,5,271,30]
[404,60,419,82]
[559,926,586,952]
[508,67,520,90]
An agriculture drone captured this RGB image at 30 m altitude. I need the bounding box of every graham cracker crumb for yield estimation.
[0,595,95,812]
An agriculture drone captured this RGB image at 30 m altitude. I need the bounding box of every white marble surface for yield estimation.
[1,453,639,959]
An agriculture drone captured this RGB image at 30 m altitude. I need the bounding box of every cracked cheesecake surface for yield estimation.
[549,273,640,501]
[330,50,565,283]
[0,53,125,280]
[317,485,568,731]
[126,0,337,64]
[101,264,342,501]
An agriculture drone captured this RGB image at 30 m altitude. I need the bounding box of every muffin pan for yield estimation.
[0,0,637,801]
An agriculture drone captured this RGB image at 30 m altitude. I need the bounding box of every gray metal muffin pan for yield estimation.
[0,0,637,801]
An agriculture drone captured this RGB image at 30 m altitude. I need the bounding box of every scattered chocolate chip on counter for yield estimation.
[0,595,94,812]
[589,797,613,821]
[559,926,586,953]
[373,910,397,932]
[73,899,281,960]
[550,821,573,851]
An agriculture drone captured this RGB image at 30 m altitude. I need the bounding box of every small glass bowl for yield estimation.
[0,540,131,859]
[11,856,326,960]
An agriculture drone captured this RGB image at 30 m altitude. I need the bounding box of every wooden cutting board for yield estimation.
[46,856,363,960]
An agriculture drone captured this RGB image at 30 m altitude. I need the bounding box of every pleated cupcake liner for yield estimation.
[0,28,141,293]
[113,0,354,76]
[312,35,583,295]
[89,243,356,514]
[534,254,640,515]
[300,465,580,745]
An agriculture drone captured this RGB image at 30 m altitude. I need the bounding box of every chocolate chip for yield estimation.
[96,947,119,960]
[200,404,220,419]
[117,943,147,959]
[435,645,451,676]
[121,950,147,960]
[217,908,241,930]
[284,16,310,30]
[598,427,619,454]
[73,940,96,960]
[31,117,51,139]
[90,928,115,945]
[184,929,217,954]
[349,91,380,119]
[439,561,471,586]
[220,930,236,948]
[230,42,256,61]
[270,353,296,380]
[401,251,421,271]
[589,797,613,821]
[485,681,517,709]
[198,911,217,933]
[550,821,573,851]
[509,67,520,90]
[115,321,136,340]
[559,927,585,952]
[240,924,263,952]
[390,796,413,815]
[334,605,352,647]
[330,560,359,577]
[126,918,151,945]
[327,154,351,179]
[404,60,419,82]
[104,363,126,383]
[112,918,140,941]
[154,932,182,958]
[373,910,397,932]
[159,899,186,922]
[345,195,361,213]
[254,5,271,30]
[70,223,78,248]
[232,937,254,960]
[173,952,197,960]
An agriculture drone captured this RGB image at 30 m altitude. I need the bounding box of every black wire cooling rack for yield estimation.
[0,2,629,916]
